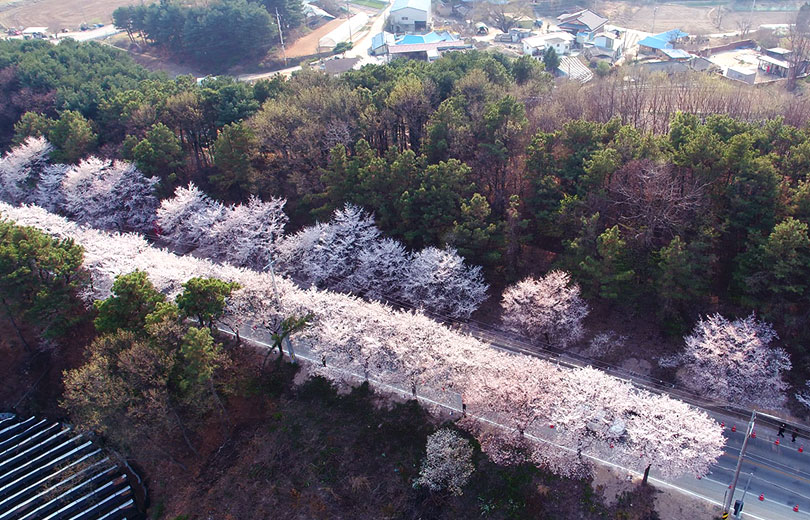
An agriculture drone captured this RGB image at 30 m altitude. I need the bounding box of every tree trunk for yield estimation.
[208,379,230,426]
[169,405,199,457]
[1,298,32,353]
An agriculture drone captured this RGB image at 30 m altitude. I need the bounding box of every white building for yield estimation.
[522,32,575,57]
[389,0,431,33]
[318,12,369,50]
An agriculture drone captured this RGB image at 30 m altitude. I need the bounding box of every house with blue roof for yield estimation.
[638,29,689,56]
[370,31,396,55]
[396,30,457,45]
[389,0,431,33]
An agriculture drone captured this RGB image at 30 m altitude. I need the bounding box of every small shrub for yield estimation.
[414,428,475,495]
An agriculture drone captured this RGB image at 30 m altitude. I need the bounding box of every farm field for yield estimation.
[0,0,149,32]
[600,0,797,35]
[351,0,386,9]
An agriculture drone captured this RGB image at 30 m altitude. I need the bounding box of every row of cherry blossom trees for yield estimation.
[1,139,797,412]
[157,190,488,319]
[275,204,488,319]
[0,201,726,481]
[156,183,288,270]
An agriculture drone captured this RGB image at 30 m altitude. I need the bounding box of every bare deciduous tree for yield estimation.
[607,160,705,247]
[788,4,810,90]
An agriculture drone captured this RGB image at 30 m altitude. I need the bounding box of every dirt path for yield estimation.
[283,18,345,58]
[0,0,148,31]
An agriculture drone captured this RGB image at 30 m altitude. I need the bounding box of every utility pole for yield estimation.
[747,0,756,37]
[651,5,658,34]
[275,7,288,67]
[347,0,353,43]
[264,259,296,363]
[722,411,756,519]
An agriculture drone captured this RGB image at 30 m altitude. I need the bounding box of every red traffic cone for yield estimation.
[794,505,799,512]
[800,445,804,453]
[776,439,780,445]
[732,425,737,432]
[721,421,725,428]
[751,430,757,439]
[759,493,764,501]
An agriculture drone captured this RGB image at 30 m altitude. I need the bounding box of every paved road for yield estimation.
[666,420,810,520]
[343,0,390,66]
[236,3,390,82]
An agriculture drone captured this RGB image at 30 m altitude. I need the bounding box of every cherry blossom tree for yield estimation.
[277,203,380,290]
[501,271,589,347]
[302,296,402,383]
[0,137,52,204]
[348,237,411,302]
[0,140,157,231]
[797,381,810,410]
[156,183,225,250]
[551,367,724,479]
[586,331,626,359]
[414,428,475,495]
[275,203,488,318]
[403,246,488,320]
[206,195,288,269]
[679,314,792,409]
[32,164,69,212]
[60,157,159,232]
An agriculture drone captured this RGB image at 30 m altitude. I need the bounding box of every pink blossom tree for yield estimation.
[679,313,792,409]
[156,183,225,250]
[348,237,411,302]
[277,203,380,290]
[0,137,52,204]
[60,158,159,232]
[797,381,810,410]
[414,428,475,495]
[552,367,724,479]
[206,195,288,269]
[403,246,488,320]
[500,271,589,347]
[32,164,69,213]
